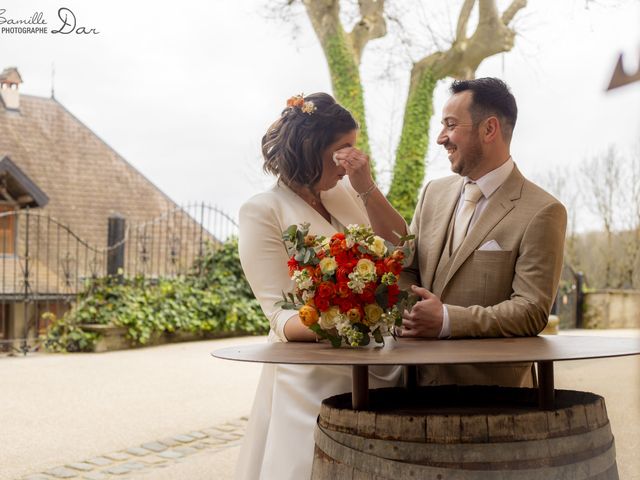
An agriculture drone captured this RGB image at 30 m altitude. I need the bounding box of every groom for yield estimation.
[400,77,567,387]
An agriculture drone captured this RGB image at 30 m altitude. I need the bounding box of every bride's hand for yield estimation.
[333,147,374,194]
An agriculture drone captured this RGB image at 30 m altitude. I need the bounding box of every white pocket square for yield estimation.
[478,240,503,251]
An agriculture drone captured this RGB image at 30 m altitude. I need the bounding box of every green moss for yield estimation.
[387,71,437,221]
[323,30,374,177]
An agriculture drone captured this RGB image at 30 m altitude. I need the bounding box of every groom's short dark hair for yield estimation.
[450,77,517,142]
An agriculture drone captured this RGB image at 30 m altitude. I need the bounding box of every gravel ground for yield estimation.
[1,330,637,480]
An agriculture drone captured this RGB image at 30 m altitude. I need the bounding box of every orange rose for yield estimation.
[304,234,316,247]
[316,281,335,299]
[303,266,317,281]
[346,308,362,323]
[330,240,347,256]
[337,297,355,313]
[391,250,405,262]
[384,258,402,276]
[299,305,319,327]
[287,95,305,108]
[336,282,351,298]
[360,283,376,304]
[314,296,330,312]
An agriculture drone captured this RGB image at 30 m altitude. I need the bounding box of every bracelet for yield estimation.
[358,182,377,206]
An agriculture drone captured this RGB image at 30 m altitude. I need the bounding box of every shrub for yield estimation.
[44,237,268,352]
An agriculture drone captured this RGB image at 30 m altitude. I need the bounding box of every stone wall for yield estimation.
[583,290,640,329]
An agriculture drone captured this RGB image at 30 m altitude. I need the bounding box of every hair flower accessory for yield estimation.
[286,94,317,115]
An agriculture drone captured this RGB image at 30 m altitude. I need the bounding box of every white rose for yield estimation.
[364,303,384,325]
[370,236,387,258]
[355,258,376,280]
[319,307,341,330]
[319,256,338,275]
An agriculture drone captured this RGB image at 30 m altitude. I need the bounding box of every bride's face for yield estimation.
[315,129,357,192]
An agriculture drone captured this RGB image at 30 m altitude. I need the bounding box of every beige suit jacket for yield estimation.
[403,165,567,387]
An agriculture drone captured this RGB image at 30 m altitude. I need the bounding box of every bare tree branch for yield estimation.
[477,0,501,27]
[410,0,526,80]
[301,0,340,39]
[502,0,527,25]
[456,0,476,40]
[348,0,387,63]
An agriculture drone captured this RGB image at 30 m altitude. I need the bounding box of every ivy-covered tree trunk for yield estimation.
[298,0,527,218]
[323,30,371,160]
[388,0,527,221]
[302,0,387,172]
[387,71,437,220]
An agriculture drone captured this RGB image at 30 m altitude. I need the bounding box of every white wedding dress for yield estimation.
[235,178,402,480]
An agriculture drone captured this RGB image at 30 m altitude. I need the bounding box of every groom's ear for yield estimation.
[481,116,500,144]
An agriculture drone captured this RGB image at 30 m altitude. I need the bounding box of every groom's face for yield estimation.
[437,91,484,178]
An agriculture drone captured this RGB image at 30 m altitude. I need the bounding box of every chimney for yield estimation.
[0,67,23,111]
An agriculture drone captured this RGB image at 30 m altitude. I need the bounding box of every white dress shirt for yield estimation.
[439,157,515,338]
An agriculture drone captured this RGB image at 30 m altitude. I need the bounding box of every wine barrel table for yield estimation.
[212,336,640,479]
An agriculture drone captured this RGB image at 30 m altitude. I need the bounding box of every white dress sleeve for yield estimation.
[238,194,298,342]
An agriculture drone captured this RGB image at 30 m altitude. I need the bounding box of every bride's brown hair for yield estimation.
[262,93,358,187]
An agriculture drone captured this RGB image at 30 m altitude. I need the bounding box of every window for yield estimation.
[0,206,15,255]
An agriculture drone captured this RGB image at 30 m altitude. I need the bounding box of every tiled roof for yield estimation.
[0,94,183,249]
[0,93,222,296]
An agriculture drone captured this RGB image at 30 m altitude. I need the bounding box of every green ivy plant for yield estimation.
[43,237,269,352]
[386,72,437,222]
[324,31,373,174]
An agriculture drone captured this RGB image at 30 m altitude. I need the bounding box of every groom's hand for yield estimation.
[400,285,443,338]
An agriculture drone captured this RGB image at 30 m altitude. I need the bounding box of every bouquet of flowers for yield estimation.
[277,223,415,347]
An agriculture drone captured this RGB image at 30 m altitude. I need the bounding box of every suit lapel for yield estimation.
[441,166,525,292]
[424,178,463,289]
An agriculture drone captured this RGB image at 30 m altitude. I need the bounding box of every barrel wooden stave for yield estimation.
[312,386,619,480]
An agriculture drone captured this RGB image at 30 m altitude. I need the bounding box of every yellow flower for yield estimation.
[347,308,361,323]
[319,307,340,330]
[363,304,383,326]
[355,258,376,278]
[299,305,319,327]
[370,236,387,257]
[319,256,338,275]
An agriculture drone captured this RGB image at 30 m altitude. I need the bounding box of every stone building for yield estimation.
[0,67,221,347]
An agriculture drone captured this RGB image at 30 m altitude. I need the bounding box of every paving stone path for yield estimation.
[19,417,247,480]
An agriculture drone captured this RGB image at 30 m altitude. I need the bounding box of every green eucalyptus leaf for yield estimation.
[303,249,312,264]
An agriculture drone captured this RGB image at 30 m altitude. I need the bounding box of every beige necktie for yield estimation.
[451,182,483,253]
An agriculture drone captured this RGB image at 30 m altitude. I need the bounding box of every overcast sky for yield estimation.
[1,0,638,229]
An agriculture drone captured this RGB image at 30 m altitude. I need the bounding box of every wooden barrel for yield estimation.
[312,385,618,479]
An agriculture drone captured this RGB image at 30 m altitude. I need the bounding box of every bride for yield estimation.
[236,93,408,480]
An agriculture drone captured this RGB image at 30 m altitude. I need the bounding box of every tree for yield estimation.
[581,146,623,288]
[620,147,640,288]
[288,0,528,219]
[538,167,581,270]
